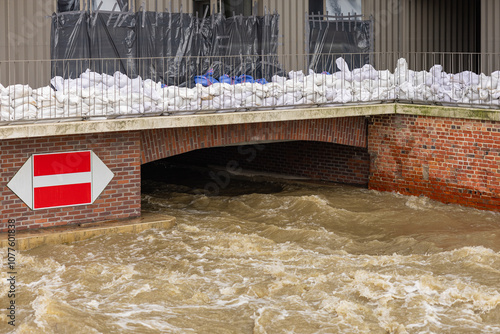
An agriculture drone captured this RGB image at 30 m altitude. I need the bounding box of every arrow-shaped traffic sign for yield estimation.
[7,151,114,210]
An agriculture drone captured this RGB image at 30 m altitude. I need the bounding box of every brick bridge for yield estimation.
[1,104,499,231]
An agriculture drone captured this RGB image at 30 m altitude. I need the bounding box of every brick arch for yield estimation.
[140,117,367,164]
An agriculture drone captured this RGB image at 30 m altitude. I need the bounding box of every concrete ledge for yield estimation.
[0,213,176,251]
[1,103,498,140]
[396,104,500,121]
[0,104,394,140]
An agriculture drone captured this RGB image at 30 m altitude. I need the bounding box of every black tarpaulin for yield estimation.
[51,9,282,85]
[257,14,282,80]
[308,16,373,73]
[51,11,90,79]
[89,11,138,77]
[137,12,204,86]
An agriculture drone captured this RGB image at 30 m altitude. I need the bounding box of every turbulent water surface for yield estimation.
[1,168,500,334]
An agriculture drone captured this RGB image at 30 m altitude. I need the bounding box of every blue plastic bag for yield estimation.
[233,74,254,84]
[194,75,219,86]
[218,75,233,84]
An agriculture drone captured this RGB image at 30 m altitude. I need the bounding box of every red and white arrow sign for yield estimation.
[7,151,114,210]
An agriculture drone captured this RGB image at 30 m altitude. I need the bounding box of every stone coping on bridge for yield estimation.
[0,103,498,140]
[0,213,176,251]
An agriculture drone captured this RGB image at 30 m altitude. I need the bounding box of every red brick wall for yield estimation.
[4,113,497,232]
[141,117,368,164]
[0,132,141,231]
[166,141,370,186]
[368,115,500,211]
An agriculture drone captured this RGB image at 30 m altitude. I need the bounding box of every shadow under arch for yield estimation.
[140,117,368,165]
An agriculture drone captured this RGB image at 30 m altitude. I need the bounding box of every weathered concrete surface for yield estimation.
[0,213,176,251]
[396,104,500,121]
[1,103,498,140]
[0,104,394,140]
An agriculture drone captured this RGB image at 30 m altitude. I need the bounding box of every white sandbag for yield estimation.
[63,103,90,117]
[78,87,95,99]
[239,83,252,95]
[158,100,169,113]
[204,84,224,96]
[0,83,8,96]
[277,92,298,106]
[451,71,479,86]
[0,105,14,121]
[161,86,179,99]
[37,106,64,119]
[272,75,287,85]
[142,102,154,113]
[103,90,124,104]
[394,58,409,83]
[359,64,379,81]
[231,83,249,95]
[210,83,232,94]
[115,105,131,115]
[7,84,33,99]
[334,90,353,103]
[200,99,214,110]
[129,77,144,93]
[14,103,37,120]
[314,94,327,104]
[244,95,263,107]
[67,95,81,105]
[429,64,443,78]
[325,88,337,101]
[425,74,443,87]
[333,71,353,82]
[11,96,37,108]
[80,69,103,85]
[491,89,500,99]
[477,74,498,90]
[167,96,183,108]
[116,75,142,92]
[0,95,10,106]
[253,85,267,99]
[114,71,128,88]
[398,81,416,100]
[37,98,64,109]
[332,80,352,90]
[263,97,277,107]
[378,70,394,87]
[101,74,115,87]
[336,57,351,73]
[50,76,65,92]
[264,82,284,98]
[285,80,303,92]
[308,72,329,86]
[143,79,162,91]
[288,70,305,82]
[84,96,109,106]
[142,83,161,101]
[32,86,55,100]
[176,87,197,100]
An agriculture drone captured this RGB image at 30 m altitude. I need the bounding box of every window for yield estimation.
[57,0,80,12]
[92,0,127,11]
[222,0,252,17]
[326,0,362,15]
[194,0,211,18]
[309,0,324,15]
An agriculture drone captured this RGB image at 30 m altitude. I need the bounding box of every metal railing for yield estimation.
[1,52,500,124]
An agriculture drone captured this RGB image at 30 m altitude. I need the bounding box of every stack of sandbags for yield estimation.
[2,58,500,123]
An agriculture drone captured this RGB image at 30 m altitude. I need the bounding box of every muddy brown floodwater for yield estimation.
[1,167,500,334]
